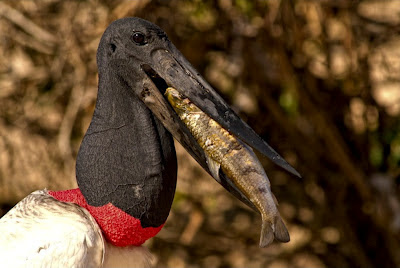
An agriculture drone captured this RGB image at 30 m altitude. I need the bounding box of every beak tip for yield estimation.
[274,156,301,178]
[288,166,302,178]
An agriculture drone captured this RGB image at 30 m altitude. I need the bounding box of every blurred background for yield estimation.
[0,0,399,267]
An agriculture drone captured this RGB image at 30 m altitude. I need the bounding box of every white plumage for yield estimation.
[0,190,154,268]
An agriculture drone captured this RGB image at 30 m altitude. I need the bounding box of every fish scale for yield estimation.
[165,87,290,247]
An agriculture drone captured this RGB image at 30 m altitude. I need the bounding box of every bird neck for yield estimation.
[75,67,177,232]
[48,188,163,247]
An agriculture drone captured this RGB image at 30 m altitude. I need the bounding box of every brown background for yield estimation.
[0,1,399,267]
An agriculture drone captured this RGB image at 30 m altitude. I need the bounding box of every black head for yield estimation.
[76,18,178,228]
[96,18,169,83]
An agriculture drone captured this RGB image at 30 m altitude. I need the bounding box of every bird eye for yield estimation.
[131,32,146,45]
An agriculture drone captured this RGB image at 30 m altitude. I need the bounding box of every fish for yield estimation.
[165,87,290,247]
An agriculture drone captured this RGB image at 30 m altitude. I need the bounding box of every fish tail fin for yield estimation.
[274,216,290,243]
[259,220,274,247]
[259,215,290,247]
[270,194,290,242]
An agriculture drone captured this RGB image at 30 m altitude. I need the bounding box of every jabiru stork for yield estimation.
[0,17,300,267]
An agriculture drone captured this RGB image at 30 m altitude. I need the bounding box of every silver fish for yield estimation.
[165,87,289,247]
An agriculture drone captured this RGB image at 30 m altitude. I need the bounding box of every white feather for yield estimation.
[0,190,156,268]
[0,190,156,267]
[0,190,104,268]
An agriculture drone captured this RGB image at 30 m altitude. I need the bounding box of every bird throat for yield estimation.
[48,188,163,247]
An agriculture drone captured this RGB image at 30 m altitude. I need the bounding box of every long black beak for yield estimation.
[137,42,300,209]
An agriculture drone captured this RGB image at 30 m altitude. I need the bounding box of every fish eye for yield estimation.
[131,32,147,45]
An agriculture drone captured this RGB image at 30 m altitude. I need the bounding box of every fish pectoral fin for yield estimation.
[274,217,290,243]
[205,153,221,183]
